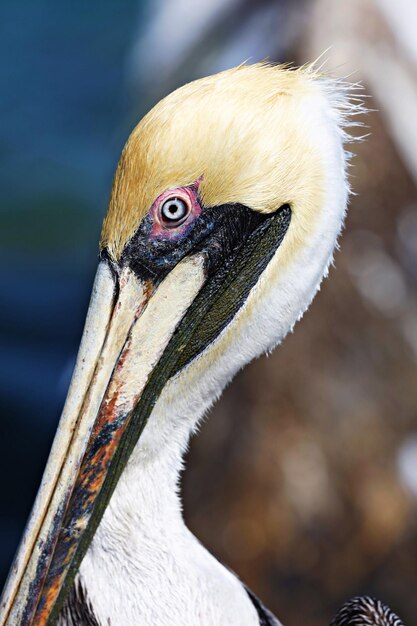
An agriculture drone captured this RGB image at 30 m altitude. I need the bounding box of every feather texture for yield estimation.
[330,596,404,626]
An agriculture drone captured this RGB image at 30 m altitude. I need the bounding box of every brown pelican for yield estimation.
[0,62,402,626]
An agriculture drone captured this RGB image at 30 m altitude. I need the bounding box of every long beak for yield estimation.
[1,202,291,626]
[0,255,206,626]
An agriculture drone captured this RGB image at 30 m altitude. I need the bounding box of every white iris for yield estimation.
[161,198,188,223]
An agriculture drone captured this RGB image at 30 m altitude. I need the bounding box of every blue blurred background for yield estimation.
[0,0,141,578]
[1,1,417,625]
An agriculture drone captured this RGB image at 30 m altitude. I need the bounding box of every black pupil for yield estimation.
[163,198,187,221]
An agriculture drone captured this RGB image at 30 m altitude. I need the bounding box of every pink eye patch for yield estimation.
[149,180,203,240]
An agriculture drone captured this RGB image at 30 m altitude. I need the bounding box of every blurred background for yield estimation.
[1,0,417,624]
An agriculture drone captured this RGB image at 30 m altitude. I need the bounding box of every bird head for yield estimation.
[1,63,361,626]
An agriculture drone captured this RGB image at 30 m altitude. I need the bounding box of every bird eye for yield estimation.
[160,197,190,227]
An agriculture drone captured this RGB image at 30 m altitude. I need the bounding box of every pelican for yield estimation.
[0,62,403,626]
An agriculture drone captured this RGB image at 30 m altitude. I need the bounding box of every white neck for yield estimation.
[78,415,260,626]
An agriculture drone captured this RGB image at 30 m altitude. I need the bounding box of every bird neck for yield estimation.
[77,399,259,626]
[102,431,186,535]
[81,416,189,574]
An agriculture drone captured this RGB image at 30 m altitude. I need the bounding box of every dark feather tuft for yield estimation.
[330,596,404,626]
[58,579,101,626]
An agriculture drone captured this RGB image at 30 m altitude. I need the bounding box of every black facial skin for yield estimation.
[111,202,271,283]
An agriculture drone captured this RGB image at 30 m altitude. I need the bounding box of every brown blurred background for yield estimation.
[1,1,417,625]
[176,1,417,624]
